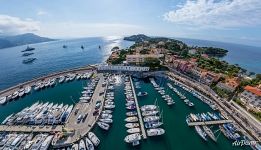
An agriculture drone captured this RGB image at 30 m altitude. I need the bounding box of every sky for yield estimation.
[0,0,261,47]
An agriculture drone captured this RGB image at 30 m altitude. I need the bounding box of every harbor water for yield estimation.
[0,75,251,150]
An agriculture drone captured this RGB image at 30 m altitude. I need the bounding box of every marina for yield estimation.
[0,69,255,150]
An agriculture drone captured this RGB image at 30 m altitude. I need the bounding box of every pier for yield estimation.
[188,120,233,126]
[0,125,63,133]
[129,76,147,139]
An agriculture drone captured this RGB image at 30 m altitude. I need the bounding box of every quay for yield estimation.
[188,120,233,126]
[129,76,147,139]
[52,73,106,148]
[0,125,63,133]
[0,65,96,97]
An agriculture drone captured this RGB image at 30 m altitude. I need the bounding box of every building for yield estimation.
[190,66,206,79]
[240,86,261,111]
[216,77,239,92]
[201,72,221,85]
[126,54,163,64]
[188,49,197,55]
[97,65,150,72]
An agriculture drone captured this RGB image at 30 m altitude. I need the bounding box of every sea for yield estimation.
[0,37,256,150]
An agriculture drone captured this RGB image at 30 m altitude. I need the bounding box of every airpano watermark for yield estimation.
[232,140,259,146]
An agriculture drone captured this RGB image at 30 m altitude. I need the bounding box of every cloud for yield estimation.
[0,14,40,35]
[37,10,48,16]
[37,22,145,38]
[163,0,261,29]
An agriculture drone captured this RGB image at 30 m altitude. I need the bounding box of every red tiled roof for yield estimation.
[244,86,261,96]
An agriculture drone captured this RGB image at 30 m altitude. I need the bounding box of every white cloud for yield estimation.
[163,0,261,29]
[37,22,145,38]
[0,14,40,35]
[37,10,48,16]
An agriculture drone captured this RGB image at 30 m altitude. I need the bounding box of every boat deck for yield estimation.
[129,76,147,139]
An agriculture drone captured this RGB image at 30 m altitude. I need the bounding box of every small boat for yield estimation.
[141,105,157,111]
[24,86,31,94]
[22,58,36,64]
[79,139,86,150]
[142,111,158,116]
[85,137,94,150]
[147,128,165,136]
[72,143,79,150]
[100,113,113,119]
[124,133,141,143]
[143,116,160,123]
[59,76,65,83]
[40,135,54,150]
[21,46,35,52]
[195,125,207,141]
[127,128,140,134]
[102,110,113,114]
[126,111,138,117]
[137,92,148,97]
[63,45,67,48]
[81,45,84,49]
[88,132,100,147]
[97,121,110,130]
[0,96,7,105]
[202,126,217,142]
[125,123,139,128]
[188,102,194,107]
[126,105,136,110]
[22,52,34,57]
[144,122,163,129]
[99,118,113,123]
[104,105,115,109]
[125,117,138,123]
[12,91,19,99]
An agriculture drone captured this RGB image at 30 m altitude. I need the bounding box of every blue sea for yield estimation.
[0,36,133,90]
[0,37,260,90]
[178,38,261,73]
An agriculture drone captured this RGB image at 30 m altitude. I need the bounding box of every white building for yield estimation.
[126,54,163,64]
[240,86,261,111]
[97,65,150,72]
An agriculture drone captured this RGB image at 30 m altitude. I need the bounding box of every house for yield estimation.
[216,77,239,92]
[188,49,197,55]
[240,86,261,111]
[201,72,221,85]
[190,66,206,79]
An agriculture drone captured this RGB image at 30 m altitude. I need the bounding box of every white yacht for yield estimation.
[40,135,54,150]
[72,143,79,150]
[24,86,31,94]
[0,96,6,105]
[79,139,86,150]
[125,117,138,123]
[88,132,100,147]
[85,137,94,150]
[97,121,110,130]
[125,123,139,128]
[127,128,140,134]
[124,133,141,143]
[147,128,165,136]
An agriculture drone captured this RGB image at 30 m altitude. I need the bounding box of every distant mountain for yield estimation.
[0,33,55,49]
[123,34,151,42]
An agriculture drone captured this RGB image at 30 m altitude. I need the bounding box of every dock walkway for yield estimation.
[129,76,147,139]
[0,125,63,132]
[188,119,233,126]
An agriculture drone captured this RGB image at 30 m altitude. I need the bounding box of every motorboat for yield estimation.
[40,135,54,150]
[59,76,65,83]
[97,121,110,130]
[102,110,113,114]
[142,111,158,116]
[125,123,139,129]
[145,122,163,129]
[137,92,148,97]
[143,116,160,122]
[88,132,100,147]
[125,117,138,123]
[12,91,19,99]
[124,133,141,143]
[127,128,140,134]
[99,118,113,123]
[126,105,136,110]
[72,143,79,150]
[195,125,207,141]
[18,88,25,97]
[24,86,31,94]
[141,105,157,111]
[126,111,138,117]
[85,137,94,150]
[100,113,112,119]
[79,139,86,150]
[0,96,6,105]
[147,128,165,136]
[203,126,217,142]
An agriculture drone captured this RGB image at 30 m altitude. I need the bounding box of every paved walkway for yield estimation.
[188,120,233,126]
[129,76,147,139]
[0,125,63,132]
[53,73,106,147]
